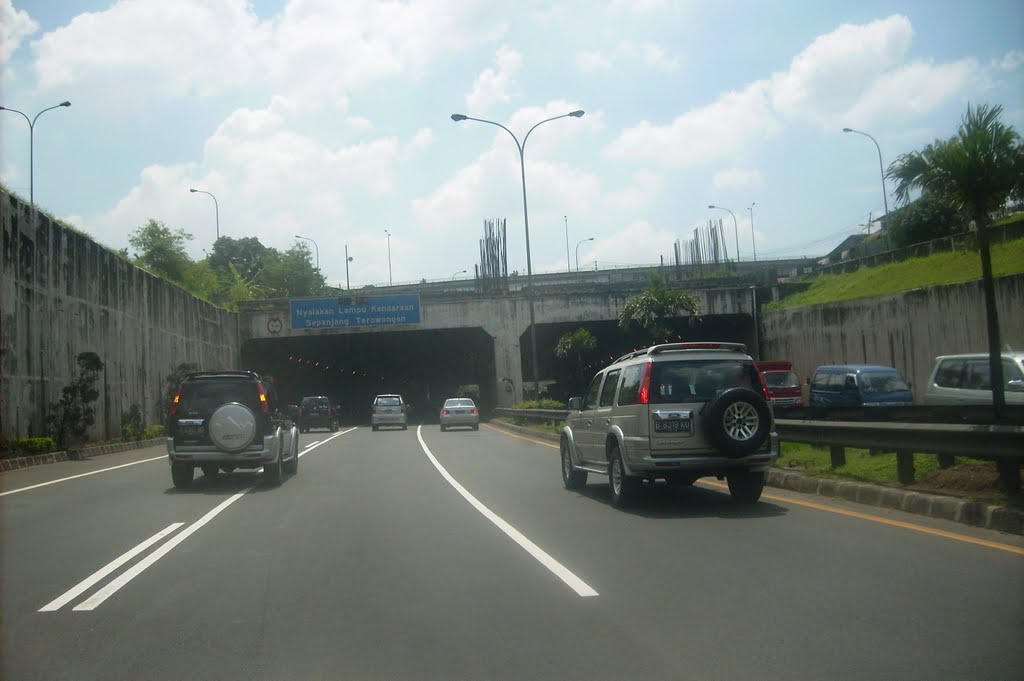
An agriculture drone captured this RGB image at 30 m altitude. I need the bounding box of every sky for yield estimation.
[2,0,1022,289]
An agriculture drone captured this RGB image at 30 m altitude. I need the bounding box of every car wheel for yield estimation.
[727,471,765,503]
[402,424,408,431]
[440,425,446,432]
[608,445,639,508]
[561,439,587,490]
[264,455,283,486]
[171,463,193,489]
[372,425,379,432]
[472,424,479,431]
[200,464,220,479]
[703,388,772,456]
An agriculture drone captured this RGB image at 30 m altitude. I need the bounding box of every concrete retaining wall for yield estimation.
[762,273,1024,399]
[1,188,239,440]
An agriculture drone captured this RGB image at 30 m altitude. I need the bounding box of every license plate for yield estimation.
[181,425,204,436]
[455,410,465,414]
[655,419,691,433]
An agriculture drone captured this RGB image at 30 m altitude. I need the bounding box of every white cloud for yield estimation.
[465,45,523,113]
[1,0,38,63]
[639,42,679,71]
[995,49,1024,72]
[841,58,979,127]
[344,117,375,134]
[404,128,436,155]
[607,170,663,210]
[712,168,763,191]
[610,0,669,14]
[584,220,679,269]
[577,50,612,72]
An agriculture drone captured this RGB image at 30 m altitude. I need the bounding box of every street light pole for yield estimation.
[575,237,594,272]
[564,215,571,273]
[345,245,353,290]
[0,101,72,213]
[708,204,739,262]
[450,269,467,280]
[842,127,889,216]
[189,188,220,241]
[748,202,758,261]
[384,229,392,285]
[451,109,585,398]
[295,234,319,270]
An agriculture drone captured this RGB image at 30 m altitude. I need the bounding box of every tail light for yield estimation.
[442,409,450,415]
[257,384,270,414]
[637,360,653,404]
[756,372,771,402]
[471,408,478,414]
[169,386,182,417]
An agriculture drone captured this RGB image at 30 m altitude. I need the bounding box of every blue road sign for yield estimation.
[290,294,421,330]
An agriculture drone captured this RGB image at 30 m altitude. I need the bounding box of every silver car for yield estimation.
[371,394,408,431]
[439,398,479,431]
[924,352,1024,405]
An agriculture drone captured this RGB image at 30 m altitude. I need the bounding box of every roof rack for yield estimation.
[649,342,747,355]
[186,370,262,379]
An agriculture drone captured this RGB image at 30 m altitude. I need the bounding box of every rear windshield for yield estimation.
[444,399,475,407]
[860,372,910,393]
[375,396,401,406]
[301,397,330,407]
[764,371,800,388]
[178,379,261,414]
[648,359,760,403]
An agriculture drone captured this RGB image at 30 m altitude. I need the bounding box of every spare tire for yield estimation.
[703,387,771,456]
[208,402,257,452]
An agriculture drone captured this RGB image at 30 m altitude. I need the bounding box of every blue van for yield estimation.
[809,365,914,407]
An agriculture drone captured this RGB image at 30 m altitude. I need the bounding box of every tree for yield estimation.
[887,103,1022,419]
[47,352,104,448]
[261,243,326,298]
[554,328,598,397]
[207,236,268,283]
[128,219,193,282]
[884,193,967,248]
[619,272,701,343]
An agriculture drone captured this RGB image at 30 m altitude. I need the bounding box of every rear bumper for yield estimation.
[372,414,407,426]
[440,414,479,427]
[166,435,279,466]
[625,434,779,476]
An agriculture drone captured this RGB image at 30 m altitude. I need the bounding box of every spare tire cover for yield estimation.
[702,387,771,456]
[208,402,257,452]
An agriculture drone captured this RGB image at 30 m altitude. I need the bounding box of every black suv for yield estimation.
[298,396,339,432]
[166,371,299,488]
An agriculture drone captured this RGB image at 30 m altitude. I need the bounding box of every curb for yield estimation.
[487,420,1024,536]
[0,437,165,472]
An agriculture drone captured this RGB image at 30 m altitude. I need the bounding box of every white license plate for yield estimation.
[655,419,691,433]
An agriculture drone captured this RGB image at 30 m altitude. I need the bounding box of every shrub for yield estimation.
[121,404,144,441]
[513,399,566,410]
[15,437,58,455]
[47,352,104,449]
[143,425,165,439]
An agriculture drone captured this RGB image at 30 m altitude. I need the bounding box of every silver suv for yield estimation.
[371,394,408,431]
[561,342,777,508]
[924,352,1024,405]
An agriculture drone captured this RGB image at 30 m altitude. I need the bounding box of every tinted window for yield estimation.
[825,373,846,390]
[860,371,910,393]
[811,372,830,390]
[1007,359,1024,381]
[375,396,402,406]
[617,365,643,406]
[582,374,602,410]
[650,359,758,403]
[444,398,475,407]
[179,379,260,414]
[934,359,965,388]
[764,371,800,388]
[599,369,621,407]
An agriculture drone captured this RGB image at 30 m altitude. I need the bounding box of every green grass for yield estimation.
[767,237,1024,310]
[493,417,562,435]
[777,442,971,485]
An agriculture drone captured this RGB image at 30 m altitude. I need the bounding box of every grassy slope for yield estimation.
[768,237,1024,310]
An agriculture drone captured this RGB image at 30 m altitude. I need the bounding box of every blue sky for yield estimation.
[2,0,1022,288]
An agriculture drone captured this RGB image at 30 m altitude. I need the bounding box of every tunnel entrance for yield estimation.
[520,313,755,401]
[242,327,496,424]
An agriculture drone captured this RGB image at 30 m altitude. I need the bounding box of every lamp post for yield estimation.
[384,229,392,285]
[189,188,220,241]
[575,237,594,272]
[564,215,571,273]
[842,127,889,216]
[451,108,585,398]
[295,234,319,270]
[708,204,739,262]
[345,245,353,290]
[0,101,71,214]
[450,269,467,280]
[748,202,758,261]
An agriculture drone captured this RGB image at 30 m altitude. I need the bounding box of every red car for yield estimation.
[755,361,804,410]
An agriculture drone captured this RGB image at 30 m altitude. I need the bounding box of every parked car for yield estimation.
[298,395,338,432]
[755,360,804,410]
[166,370,298,488]
[371,394,408,431]
[808,365,913,407]
[561,342,777,508]
[439,398,480,431]
[924,352,1024,405]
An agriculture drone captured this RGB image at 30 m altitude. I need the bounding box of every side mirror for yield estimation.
[1007,379,1024,393]
[567,397,582,411]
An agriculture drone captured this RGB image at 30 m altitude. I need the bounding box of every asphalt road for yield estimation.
[2,425,1022,680]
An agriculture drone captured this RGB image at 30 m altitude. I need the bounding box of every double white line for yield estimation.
[40,429,353,612]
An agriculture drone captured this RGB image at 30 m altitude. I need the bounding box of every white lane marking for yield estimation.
[306,440,321,446]
[40,523,185,612]
[1,455,166,497]
[73,488,255,611]
[298,428,354,458]
[415,426,598,598]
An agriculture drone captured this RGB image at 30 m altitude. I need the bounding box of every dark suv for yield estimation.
[166,371,299,488]
[299,396,338,432]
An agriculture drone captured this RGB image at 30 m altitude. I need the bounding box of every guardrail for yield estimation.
[493,407,1023,493]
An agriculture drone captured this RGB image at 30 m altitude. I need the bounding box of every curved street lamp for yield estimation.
[295,234,319,270]
[384,229,393,286]
[842,127,889,216]
[748,201,758,261]
[189,188,220,241]
[450,269,467,280]
[0,101,71,213]
[708,204,739,262]
[345,245,354,290]
[575,237,594,272]
[451,108,585,398]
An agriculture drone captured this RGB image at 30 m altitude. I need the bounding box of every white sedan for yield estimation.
[439,398,479,431]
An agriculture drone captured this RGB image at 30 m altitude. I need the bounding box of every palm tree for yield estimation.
[887,103,1022,418]
[619,272,702,343]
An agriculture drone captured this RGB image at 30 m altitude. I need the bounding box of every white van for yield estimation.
[923,353,1024,405]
